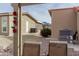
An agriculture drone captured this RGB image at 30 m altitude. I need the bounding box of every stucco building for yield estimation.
[0,12,43,36]
[49,7,79,41]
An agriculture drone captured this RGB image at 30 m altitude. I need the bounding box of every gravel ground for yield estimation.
[0,35,13,56]
[0,35,79,56]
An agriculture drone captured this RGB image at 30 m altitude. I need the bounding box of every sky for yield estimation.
[1,3,79,24]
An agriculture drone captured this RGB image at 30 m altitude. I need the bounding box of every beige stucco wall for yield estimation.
[9,15,38,36]
[8,14,14,36]
[36,23,43,30]
[0,13,42,36]
[36,23,43,34]
[21,15,37,35]
[50,8,77,40]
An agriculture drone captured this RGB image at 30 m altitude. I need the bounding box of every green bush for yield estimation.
[40,28,51,38]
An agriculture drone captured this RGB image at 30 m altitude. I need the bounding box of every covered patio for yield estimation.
[10,3,79,56]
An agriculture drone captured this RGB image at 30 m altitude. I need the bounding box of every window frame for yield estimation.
[1,16,8,33]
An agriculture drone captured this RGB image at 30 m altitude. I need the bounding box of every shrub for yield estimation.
[40,28,51,38]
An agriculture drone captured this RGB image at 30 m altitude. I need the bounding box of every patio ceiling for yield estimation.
[20,3,43,6]
[11,3,44,8]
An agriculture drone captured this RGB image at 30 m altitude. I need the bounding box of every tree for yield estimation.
[40,28,51,38]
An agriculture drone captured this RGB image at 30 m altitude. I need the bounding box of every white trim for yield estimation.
[26,21,29,33]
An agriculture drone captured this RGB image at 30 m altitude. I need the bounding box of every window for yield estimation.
[1,16,8,33]
[30,28,37,33]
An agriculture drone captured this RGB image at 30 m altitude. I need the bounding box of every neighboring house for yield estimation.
[49,7,79,41]
[0,12,43,36]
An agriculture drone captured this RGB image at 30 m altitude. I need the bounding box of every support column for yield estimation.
[11,3,22,56]
[77,12,79,41]
[18,4,23,56]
